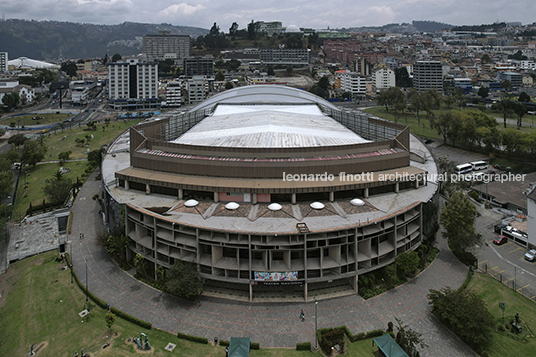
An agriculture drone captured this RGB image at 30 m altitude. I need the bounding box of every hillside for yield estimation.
[0,19,209,61]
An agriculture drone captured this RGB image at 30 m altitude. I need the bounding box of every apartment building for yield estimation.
[142,31,191,61]
[0,52,7,72]
[184,57,214,77]
[165,81,183,107]
[340,72,369,95]
[187,76,207,104]
[108,59,158,108]
[372,67,395,91]
[260,49,309,65]
[413,61,443,92]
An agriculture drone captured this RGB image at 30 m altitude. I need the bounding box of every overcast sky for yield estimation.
[2,0,535,30]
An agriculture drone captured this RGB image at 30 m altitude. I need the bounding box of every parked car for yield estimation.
[524,249,536,262]
[493,236,507,245]
[494,164,506,171]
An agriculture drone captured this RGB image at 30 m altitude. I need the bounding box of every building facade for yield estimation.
[187,76,207,104]
[184,57,214,77]
[0,52,7,72]
[340,72,369,95]
[260,49,309,65]
[142,31,191,61]
[108,59,159,109]
[165,81,183,107]
[372,67,395,91]
[413,61,443,92]
[101,85,437,301]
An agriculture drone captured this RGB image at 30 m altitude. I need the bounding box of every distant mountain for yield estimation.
[0,19,209,61]
[344,20,453,34]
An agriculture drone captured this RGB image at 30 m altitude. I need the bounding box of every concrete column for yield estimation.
[329,191,334,202]
[214,192,219,203]
[304,282,308,302]
[125,180,129,190]
[252,193,257,205]
[415,180,420,189]
[249,282,253,303]
[154,262,157,280]
[364,188,369,198]
[178,188,183,199]
[394,182,399,193]
[145,183,150,195]
[291,193,297,204]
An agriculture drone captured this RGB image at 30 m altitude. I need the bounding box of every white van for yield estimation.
[470,161,487,171]
[455,163,472,174]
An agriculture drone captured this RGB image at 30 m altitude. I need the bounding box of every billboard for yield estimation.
[254,271,298,281]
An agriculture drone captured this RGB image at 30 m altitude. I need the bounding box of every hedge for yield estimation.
[220,340,230,347]
[69,256,108,310]
[111,307,152,330]
[177,332,208,344]
[317,325,387,351]
[250,342,260,350]
[365,329,384,339]
[296,342,311,351]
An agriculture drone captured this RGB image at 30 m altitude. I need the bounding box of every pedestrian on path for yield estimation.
[300,309,305,322]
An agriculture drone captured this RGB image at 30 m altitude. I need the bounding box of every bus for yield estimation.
[455,163,472,174]
[470,161,487,171]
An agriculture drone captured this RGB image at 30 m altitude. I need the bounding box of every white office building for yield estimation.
[340,72,368,95]
[108,59,158,102]
[0,52,7,72]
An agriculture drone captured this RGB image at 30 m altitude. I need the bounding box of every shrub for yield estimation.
[354,332,366,341]
[296,342,311,351]
[250,342,260,350]
[176,332,208,344]
[365,329,385,338]
[220,340,230,347]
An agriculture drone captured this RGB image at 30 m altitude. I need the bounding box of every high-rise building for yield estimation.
[142,31,191,61]
[108,59,158,108]
[372,67,395,91]
[187,76,207,104]
[0,52,7,72]
[165,81,183,107]
[413,61,443,92]
[184,57,214,77]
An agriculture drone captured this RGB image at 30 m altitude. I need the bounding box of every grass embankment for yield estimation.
[0,250,384,356]
[466,273,536,356]
[0,112,74,127]
[13,120,139,220]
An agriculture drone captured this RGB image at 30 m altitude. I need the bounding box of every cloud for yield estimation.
[158,3,207,17]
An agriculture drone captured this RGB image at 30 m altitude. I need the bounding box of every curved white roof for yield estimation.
[174,104,369,148]
[189,85,338,113]
[8,57,59,69]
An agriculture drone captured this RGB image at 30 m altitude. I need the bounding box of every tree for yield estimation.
[111,53,122,62]
[8,133,27,148]
[407,89,423,126]
[165,261,203,300]
[0,172,14,199]
[2,92,20,111]
[396,250,420,277]
[511,101,527,129]
[481,54,492,63]
[87,147,105,167]
[106,234,129,265]
[133,253,147,279]
[518,91,531,102]
[209,22,220,36]
[60,61,77,78]
[20,140,47,168]
[58,150,72,165]
[247,20,258,40]
[225,81,234,90]
[266,65,275,76]
[229,22,239,38]
[215,71,225,81]
[501,80,512,92]
[497,92,513,128]
[477,86,489,98]
[440,191,481,253]
[44,176,73,204]
[394,317,427,357]
[428,287,493,350]
[105,311,115,330]
[286,65,293,74]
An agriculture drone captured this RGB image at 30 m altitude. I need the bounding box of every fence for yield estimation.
[478,262,536,302]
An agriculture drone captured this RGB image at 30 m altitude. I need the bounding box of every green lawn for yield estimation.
[1,112,73,127]
[0,250,381,356]
[466,273,536,356]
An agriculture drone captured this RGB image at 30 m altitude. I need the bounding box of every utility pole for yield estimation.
[314,297,318,350]
[85,262,88,302]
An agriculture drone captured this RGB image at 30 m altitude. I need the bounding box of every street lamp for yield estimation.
[314,297,318,350]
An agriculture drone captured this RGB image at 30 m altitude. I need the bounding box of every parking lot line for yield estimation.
[516,284,530,292]
[504,277,516,283]
[478,260,488,265]
[492,270,505,276]
[474,253,481,257]
[510,247,524,253]
[531,295,536,300]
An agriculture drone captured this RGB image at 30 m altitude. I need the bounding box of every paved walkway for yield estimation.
[70,171,475,355]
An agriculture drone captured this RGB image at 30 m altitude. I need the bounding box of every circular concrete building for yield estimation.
[102,85,438,301]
